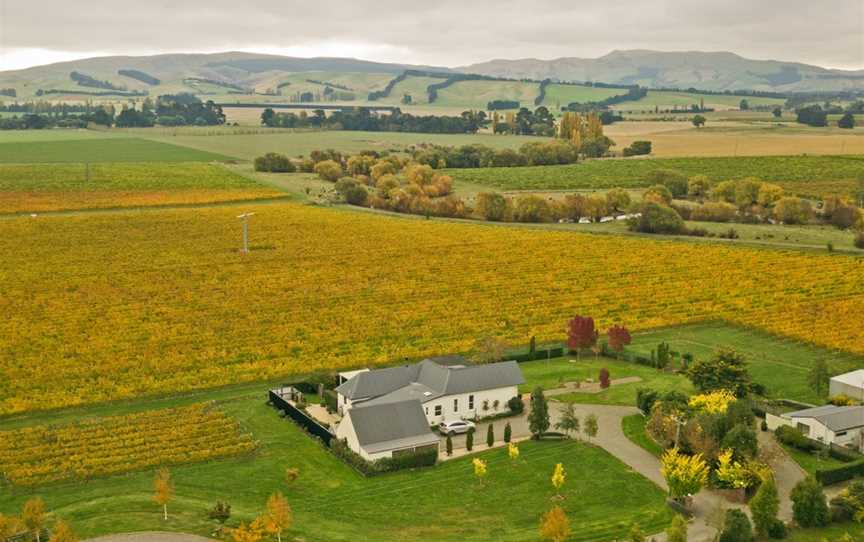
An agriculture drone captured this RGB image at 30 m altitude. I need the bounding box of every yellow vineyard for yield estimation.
[1,201,864,415]
[0,403,256,486]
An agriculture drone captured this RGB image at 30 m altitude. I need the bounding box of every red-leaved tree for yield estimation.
[568,316,598,359]
[607,325,632,357]
[599,368,610,389]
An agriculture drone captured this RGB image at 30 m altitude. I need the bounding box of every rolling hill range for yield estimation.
[461,50,864,93]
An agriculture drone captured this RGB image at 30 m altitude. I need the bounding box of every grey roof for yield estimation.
[336,357,524,402]
[788,405,864,432]
[344,399,439,453]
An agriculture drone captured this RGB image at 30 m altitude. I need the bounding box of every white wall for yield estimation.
[829,380,864,401]
[421,386,518,424]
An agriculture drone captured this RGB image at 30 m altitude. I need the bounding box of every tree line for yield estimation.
[261,107,487,134]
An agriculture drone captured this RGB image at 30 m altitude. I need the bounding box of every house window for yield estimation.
[468,395,474,410]
[453,398,459,412]
[836,431,848,437]
[797,423,810,436]
[425,407,429,415]
[434,405,442,416]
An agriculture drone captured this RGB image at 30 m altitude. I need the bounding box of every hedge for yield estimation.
[816,459,864,485]
[330,438,438,475]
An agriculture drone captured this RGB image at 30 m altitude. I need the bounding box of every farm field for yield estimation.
[628,323,864,405]
[0,137,233,163]
[434,80,540,110]
[612,90,786,111]
[0,162,286,213]
[0,393,673,542]
[539,84,625,108]
[4,201,864,415]
[447,155,864,197]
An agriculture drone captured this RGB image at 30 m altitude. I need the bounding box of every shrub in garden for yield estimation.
[599,368,610,389]
[504,422,512,443]
[636,388,659,416]
[507,396,525,415]
[791,476,829,527]
[466,428,474,451]
[719,509,753,542]
[446,435,453,456]
[487,424,495,447]
[208,501,231,523]
[750,475,779,537]
[721,424,759,460]
[665,515,687,542]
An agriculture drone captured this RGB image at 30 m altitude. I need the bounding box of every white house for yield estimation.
[829,370,864,401]
[766,404,864,450]
[335,356,525,424]
[334,399,440,461]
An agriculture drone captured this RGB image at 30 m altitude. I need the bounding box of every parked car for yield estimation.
[438,419,476,436]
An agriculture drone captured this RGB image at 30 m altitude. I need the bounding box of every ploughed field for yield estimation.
[3,201,864,415]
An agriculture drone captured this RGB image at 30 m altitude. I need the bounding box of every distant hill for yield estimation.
[459,50,864,93]
[0,52,450,100]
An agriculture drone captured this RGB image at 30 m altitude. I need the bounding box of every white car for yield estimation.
[438,419,476,436]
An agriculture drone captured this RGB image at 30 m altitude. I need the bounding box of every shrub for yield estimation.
[691,202,738,223]
[254,152,296,173]
[643,184,673,205]
[766,519,787,539]
[475,192,511,221]
[208,501,231,523]
[314,160,343,182]
[816,458,864,485]
[507,395,525,415]
[504,422,512,443]
[445,435,453,456]
[721,424,759,460]
[599,368,610,389]
[627,202,685,234]
[487,424,495,447]
[622,140,652,157]
[636,388,659,416]
[830,394,855,406]
[774,197,813,225]
[719,509,753,542]
[688,175,711,198]
[646,169,688,197]
[791,476,829,527]
[750,475,779,537]
[513,195,551,223]
[330,438,437,475]
[466,427,474,451]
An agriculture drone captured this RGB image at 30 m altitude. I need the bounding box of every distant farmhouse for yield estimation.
[334,356,525,460]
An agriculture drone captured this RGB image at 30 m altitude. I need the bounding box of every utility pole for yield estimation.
[237,212,255,254]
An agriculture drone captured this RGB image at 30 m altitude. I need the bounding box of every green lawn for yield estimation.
[622,414,664,457]
[787,523,864,542]
[519,356,694,407]
[0,392,672,542]
[0,137,233,163]
[446,155,864,197]
[629,323,864,404]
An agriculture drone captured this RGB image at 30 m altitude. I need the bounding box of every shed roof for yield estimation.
[788,405,864,432]
[344,399,439,453]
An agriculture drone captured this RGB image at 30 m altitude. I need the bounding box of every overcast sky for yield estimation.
[1,0,862,71]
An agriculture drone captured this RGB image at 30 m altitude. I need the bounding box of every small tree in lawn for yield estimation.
[230,517,266,542]
[22,497,46,542]
[472,458,487,486]
[445,435,453,456]
[599,368,610,389]
[486,424,495,448]
[503,422,512,443]
[0,514,19,542]
[508,442,520,464]
[665,514,688,542]
[529,387,550,439]
[539,505,570,542]
[284,467,300,485]
[749,473,779,537]
[551,463,566,499]
[661,448,709,503]
[555,403,581,439]
[791,476,829,527]
[607,325,632,358]
[209,502,232,525]
[466,427,475,451]
[628,523,645,542]
[265,492,292,542]
[153,468,174,521]
[584,413,598,442]
[808,358,830,398]
[567,315,598,359]
[48,520,77,542]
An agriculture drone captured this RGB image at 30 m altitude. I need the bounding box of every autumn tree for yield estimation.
[551,463,566,498]
[472,458,488,485]
[284,467,299,485]
[473,335,509,364]
[539,506,571,542]
[0,514,19,542]
[508,443,520,463]
[567,316,598,358]
[48,520,77,542]
[599,368,610,389]
[153,468,174,520]
[529,387,550,438]
[265,492,292,542]
[22,497,46,542]
[230,518,266,542]
[661,448,709,502]
[607,325,632,357]
[584,413,599,441]
[555,403,581,439]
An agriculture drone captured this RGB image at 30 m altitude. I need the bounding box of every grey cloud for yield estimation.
[0,0,861,68]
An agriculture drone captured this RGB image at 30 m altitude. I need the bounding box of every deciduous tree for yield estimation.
[607,325,632,356]
[48,520,77,542]
[539,506,570,542]
[567,316,598,357]
[153,468,174,521]
[687,349,752,397]
[472,458,487,485]
[508,442,520,463]
[661,448,709,501]
[265,492,292,542]
[529,387,550,438]
[808,358,830,398]
[551,463,566,497]
[584,413,599,441]
[555,403,581,439]
[22,497,46,542]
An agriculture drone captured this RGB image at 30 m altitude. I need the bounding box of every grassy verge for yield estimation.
[622,414,664,457]
[780,443,849,475]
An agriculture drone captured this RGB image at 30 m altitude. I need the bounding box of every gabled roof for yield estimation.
[344,399,439,453]
[830,370,864,388]
[335,357,524,402]
[788,405,864,432]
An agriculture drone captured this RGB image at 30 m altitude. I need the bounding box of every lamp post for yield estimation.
[237,212,255,254]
